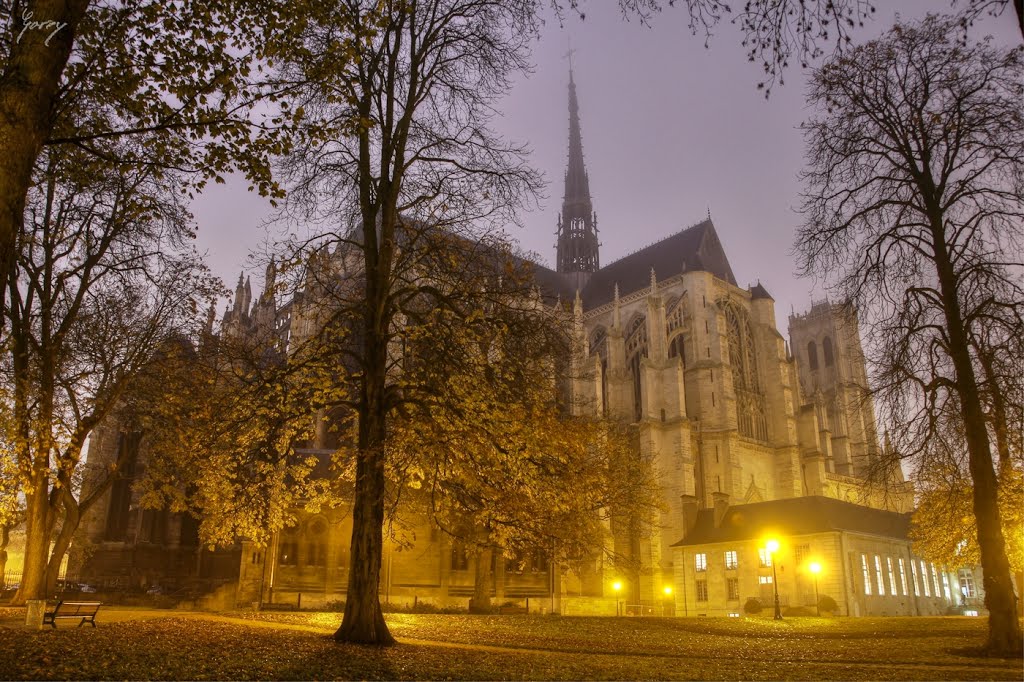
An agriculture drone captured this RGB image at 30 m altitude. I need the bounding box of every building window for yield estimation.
[695,553,707,572]
[958,569,976,599]
[758,575,773,585]
[725,550,738,570]
[279,540,298,567]
[861,555,872,595]
[451,543,470,571]
[759,548,773,568]
[931,563,941,598]
[874,556,885,595]
[726,304,769,441]
[941,571,952,602]
[696,580,709,602]
[794,544,810,566]
[898,558,908,596]
[808,341,819,370]
[911,559,920,596]
[886,557,898,595]
[921,561,931,597]
[823,336,834,367]
[307,542,326,568]
[727,578,740,601]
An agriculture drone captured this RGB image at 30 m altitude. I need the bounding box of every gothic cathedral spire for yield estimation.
[556,68,599,277]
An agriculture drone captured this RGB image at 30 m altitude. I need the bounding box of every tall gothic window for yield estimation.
[591,327,608,416]
[823,336,834,367]
[626,315,648,422]
[807,340,819,370]
[725,304,768,441]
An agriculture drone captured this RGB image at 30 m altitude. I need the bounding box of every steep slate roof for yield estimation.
[526,260,576,304]
[672,496,912,547]
[750,282,773,300]
[580,219,737,309]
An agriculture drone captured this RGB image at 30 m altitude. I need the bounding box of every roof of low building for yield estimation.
[672,496,912,546]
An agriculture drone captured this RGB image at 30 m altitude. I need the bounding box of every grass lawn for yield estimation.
[0,607,1020,680]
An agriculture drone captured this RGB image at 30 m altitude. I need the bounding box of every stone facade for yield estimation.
[79,69,960,616]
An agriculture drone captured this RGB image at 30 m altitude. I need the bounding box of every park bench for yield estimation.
[43,600,101,628]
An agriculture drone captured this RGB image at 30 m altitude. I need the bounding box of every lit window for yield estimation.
[861,555,872,595]
[898,558,908,596]
[921,561,931,597]
[725,550,738,570]
[886,557,897,595]
[728,612,740,618]
[759,575,773,584]
[759,548,772,567]
[696,580,709,602]
[727,577,740,601]
[963,609,979,617]
[874,556,885,596]
[911,560,920,596]
[958,569,976,599]
[695,553,708,572]
[941,571,951,602]
[931,563,941,598]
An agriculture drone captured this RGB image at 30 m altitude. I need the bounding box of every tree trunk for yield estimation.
[43,493,80,594]
[930,213,1023,654]
[13,471,53,603]
[335,233,395,644]
[472,546,493,612]
[0,0,90,307]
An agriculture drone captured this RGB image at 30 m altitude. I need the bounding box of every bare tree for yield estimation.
[272,0,549,643]
[796,13,1023,653]
[1,141,217,603]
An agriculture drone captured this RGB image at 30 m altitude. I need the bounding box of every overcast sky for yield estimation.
[192,1,1020,327]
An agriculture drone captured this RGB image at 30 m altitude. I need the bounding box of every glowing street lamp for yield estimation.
[766,539,782,620]
[613,580,623,617]
[663,585,674,617]
[808,561,822,616]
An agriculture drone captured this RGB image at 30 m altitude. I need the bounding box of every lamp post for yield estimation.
[663,585,673,617]
[766,539,782,620]
[808,561,822,616]
[613,580,623,617]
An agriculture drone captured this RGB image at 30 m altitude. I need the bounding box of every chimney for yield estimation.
[712,492,730,528]
[680,494,699,538]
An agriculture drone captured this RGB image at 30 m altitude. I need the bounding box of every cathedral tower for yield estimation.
[556,69,600,288]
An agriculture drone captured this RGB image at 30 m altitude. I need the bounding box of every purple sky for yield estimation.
[192,2,1020,325]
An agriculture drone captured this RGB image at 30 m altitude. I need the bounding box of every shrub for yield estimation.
[743,597,763,615]
[818,595,838,614]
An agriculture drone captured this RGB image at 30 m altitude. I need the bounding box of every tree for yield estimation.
[0,0,293,316]
[133,306,350,551]
[272,0,546,645]
[0,138,217,603]
[795,13,1023,653]
[388,284,658,610]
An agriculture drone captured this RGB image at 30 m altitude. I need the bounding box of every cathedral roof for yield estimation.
[750,282,773,300]
[579,219,737,308]
[672,496,911,546]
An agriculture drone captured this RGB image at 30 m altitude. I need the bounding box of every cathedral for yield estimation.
[76,71,982,618]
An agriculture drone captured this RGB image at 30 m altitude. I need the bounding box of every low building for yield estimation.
[672,495,963,617]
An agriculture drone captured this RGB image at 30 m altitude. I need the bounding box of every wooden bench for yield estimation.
[43,600,101,628]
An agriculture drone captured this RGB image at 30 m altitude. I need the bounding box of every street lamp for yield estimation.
[808,561,822,616]
[663,585,673,617]
[613,580,623,617]
[766,539,782,620]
